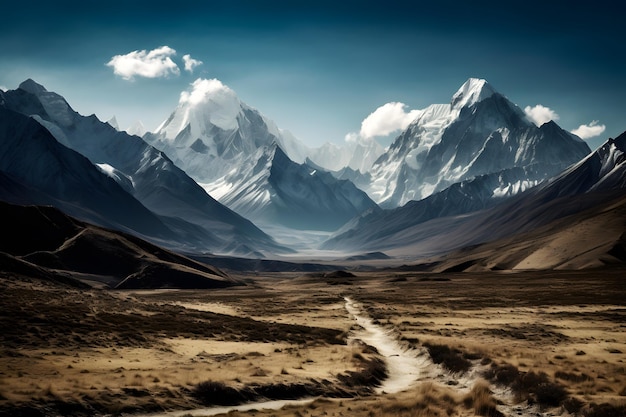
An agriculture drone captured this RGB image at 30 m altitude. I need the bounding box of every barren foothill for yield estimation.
[0,269,625,416]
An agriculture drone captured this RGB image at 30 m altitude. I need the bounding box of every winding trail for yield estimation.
[344,297,433,394]
[132,399,316,417]
[346,298,564,417]
[131,296,530,417]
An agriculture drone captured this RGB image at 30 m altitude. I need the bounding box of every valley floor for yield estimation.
[0,269,625,416]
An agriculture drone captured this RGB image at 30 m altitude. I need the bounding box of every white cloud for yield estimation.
[107,46,180,80]
[571,120,606,140]
[183,54,203,73]
[0,85,7,92]
[344,132,359,144]
[179,78,235,105]
[359,102,421,139]
[178,78,241,131]
[524,104,560,127]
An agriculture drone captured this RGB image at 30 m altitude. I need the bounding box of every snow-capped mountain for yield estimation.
[106,116,146,136]
[0,107,171,239]
[204,144,377,230]
[106,116,119,130]
[306,136,385,173]
[145,78,309,181]
[365,78,591,207]
[1,79,286,256]
[531,131,626,196]
[324,163,552,250]
[146,78,377,230]
[126,120,146,137]
[386,131,626,271]
[323,131,626,258]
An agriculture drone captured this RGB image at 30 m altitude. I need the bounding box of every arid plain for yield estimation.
[1,269,625,417]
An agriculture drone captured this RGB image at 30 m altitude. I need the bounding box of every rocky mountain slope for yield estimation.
[364,78,591,207]
[146,78,378,230]
[324,132,626,268]
[0,80,286,256]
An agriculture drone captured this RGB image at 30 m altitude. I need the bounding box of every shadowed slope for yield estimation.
[325,132,626,269]
[429,192,626,271]
[0,201,236,289]
[0,108,172,239]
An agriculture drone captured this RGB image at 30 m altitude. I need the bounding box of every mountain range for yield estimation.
[324,131,626,270]
[1,76,623,280]
[0,80,286,257]
[359,78,590,207]
[143,77,590,233]
[144,78,378,230]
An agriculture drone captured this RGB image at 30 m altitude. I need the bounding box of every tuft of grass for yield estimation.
[382,382,462,417]
[483,363,520,386]
[192,380,325,406]
[463,380,504,417]
[563,397,584,414]
[533,380,569,407]
[337,357,387,392]
[485,363,569,407]
[192,380,254,406]
[424,343,472,374]
[254,383,322,400]
[555,371,593,383]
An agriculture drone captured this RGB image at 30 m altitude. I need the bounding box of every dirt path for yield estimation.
[132,296,434,417]
[131,297,554,417]
[130,398,316,417]
[344,297,434,394]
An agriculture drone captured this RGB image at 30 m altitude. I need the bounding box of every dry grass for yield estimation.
[463,380,503,417]
[1,269,625,416]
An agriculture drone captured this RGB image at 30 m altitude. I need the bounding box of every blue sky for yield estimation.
[1,0,623,149]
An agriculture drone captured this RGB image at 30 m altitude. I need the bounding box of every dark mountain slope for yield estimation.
[0,201,236,289]
[0,108,171,238]
[324,132,626,267]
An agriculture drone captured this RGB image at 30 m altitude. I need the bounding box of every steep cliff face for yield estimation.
[365,78,590,207]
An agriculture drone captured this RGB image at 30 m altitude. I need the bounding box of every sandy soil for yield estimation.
[1,269,625,416]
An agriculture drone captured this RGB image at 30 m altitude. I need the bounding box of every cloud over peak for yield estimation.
[107,46,203,80]
[359,102,421,139]
[524,104,560,127]
[179,78,237,106]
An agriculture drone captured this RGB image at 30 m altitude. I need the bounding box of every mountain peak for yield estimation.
[19,79,48,95]
[156,78,243,135]
[126,120,146,136]
[106,116,119,130]
[451,78,496,109]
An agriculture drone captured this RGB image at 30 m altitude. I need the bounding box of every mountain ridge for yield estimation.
[364,78,590,207]
[0,200,236,289]
[323,131,626,267]
[0,80,288,256]
[0,107,172,239]
[147,79,379,231]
